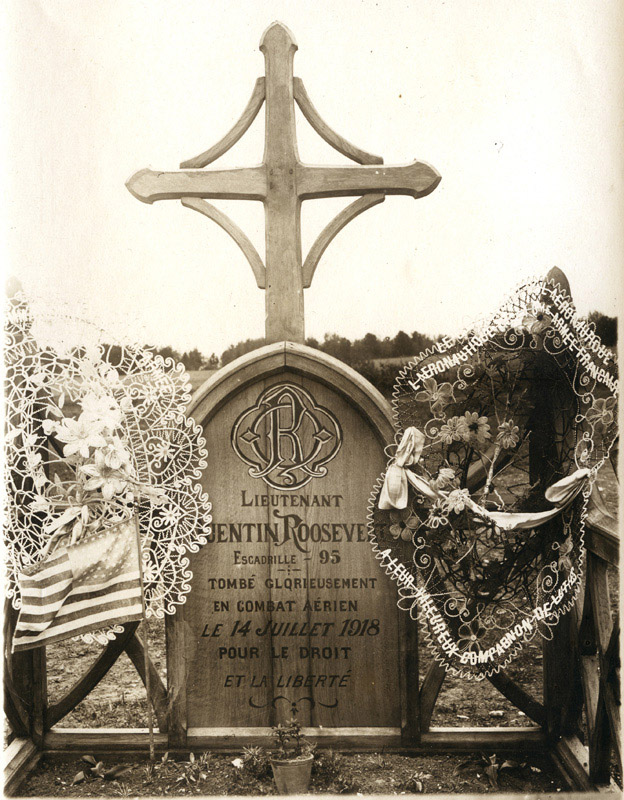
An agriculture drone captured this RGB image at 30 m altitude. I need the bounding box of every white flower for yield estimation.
[30,494,51,512]
[438,416,463,445]
[54,417,107,459]
[80,393,122,432]
[432,467,456,490]
[496,420,520,449]
[97,363,121,387]
[33,470,48,489]
[457,411,491,445]
[80,450,130,500]
[426,501,448,529]
[442,488,471,514]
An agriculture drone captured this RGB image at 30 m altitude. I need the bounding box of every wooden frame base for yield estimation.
[3,738,40,796]
[41,725,547,756]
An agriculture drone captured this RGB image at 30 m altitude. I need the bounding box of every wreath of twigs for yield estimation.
[4,291,212,644]
[368,276,618,679]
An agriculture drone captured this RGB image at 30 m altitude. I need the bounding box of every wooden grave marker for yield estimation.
[126,21,440,344]
[128,22,440,742]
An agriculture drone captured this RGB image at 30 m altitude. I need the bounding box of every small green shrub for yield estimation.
[311,749,344,788]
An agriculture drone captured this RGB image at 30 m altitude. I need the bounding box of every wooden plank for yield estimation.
[4,601,31,737]
[550,735,593,792]
[123,631,169,732]
[181,198,266,288]
[297,160,441,200]
[488,670,547,727]
[260,21,304,342]
[43,728,168,754]
[420,726,546,751]
[189,726,402,752]
[165,606,187,748]
[180,78,266,169]
[3,738,40,797]
[398,587,420,741]
[585,521,619,567]
[30,647,47,747]
[293,78,383,165]
[418,661,446,732]
[528,269,580,741]
[46,621,140,728]
[4,674,30,737]
[125,166,267,203]
[579,654,600,735]
[587,557,613,656]
[589,683,613,786]
[41,725,548,756]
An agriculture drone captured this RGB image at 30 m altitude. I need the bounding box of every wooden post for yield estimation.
[530,267,578,741]
[260,24,304,343]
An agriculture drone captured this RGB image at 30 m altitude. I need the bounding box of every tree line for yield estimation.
[153,310,616,371]
[146,310,616,397]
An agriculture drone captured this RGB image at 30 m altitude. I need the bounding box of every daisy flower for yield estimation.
[496,420,520,449]
[443,488,471,514]
[458,411,491,445]
[438,416,463,445]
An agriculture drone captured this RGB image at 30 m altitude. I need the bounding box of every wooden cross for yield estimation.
[126,22,441,344]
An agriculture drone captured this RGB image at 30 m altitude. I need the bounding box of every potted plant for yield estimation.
[270,702,314,794]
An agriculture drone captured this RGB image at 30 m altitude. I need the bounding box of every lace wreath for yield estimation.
[4,291,212,644]
[367,276,618,679]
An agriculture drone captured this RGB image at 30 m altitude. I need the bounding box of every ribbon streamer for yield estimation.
[379,426,590,531]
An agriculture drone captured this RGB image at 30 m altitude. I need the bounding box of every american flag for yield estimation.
[13,520,143,652]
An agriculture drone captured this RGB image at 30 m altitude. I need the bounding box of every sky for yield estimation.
[3,0,623,357]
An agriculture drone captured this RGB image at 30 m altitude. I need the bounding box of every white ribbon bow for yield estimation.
[379,426,590,531]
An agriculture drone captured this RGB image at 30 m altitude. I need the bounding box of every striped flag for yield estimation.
[13,520,143,652]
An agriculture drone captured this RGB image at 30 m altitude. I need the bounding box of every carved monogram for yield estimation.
[231,383,342,490]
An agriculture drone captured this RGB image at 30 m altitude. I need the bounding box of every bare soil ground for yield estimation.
[20,749,564,796]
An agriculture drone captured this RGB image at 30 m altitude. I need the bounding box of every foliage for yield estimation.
[335,774,362,793]
[241,746,272,779]
[271,702,313,759]
[152,345,219,370]
[71,755,132,787]
[311,748,344,786]
[587,310,617,347]
[219,329,439,368]
[398,769,433,792]
[352,360,399,397]
[221,337,266,366]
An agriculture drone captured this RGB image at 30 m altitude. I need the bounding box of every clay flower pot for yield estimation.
[270,753,314,794]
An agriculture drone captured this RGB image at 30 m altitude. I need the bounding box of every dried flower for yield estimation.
[496,420,520,449]
[438,416,464,444]
[458,411,491,444]
[521,304,552,335]
[443,488,471,514]
[432,467,457,489]
[586,397,616,431]
[426,501,448,529]
[415,377,454,413]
